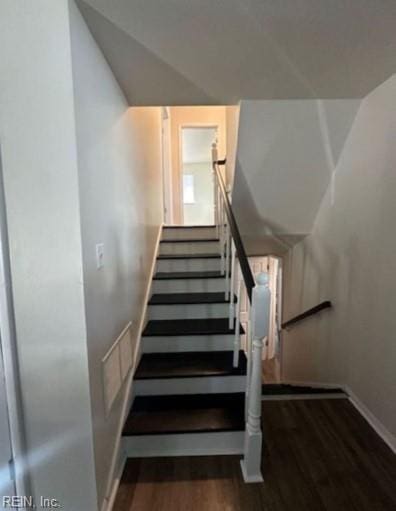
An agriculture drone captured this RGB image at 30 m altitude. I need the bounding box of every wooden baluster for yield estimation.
[241,272,270,483]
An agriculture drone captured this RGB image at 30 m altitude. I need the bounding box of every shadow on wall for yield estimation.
[232,158,307,255]
[282,197,357,382]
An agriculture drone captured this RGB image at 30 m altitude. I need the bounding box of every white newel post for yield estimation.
[241,272,270,483]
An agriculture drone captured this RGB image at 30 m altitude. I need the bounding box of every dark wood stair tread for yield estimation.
[163,225,216,229]
[154,270,225,280]
[123,393,245,436]
[157,253,221,260]
[148,292,235,305]
[135,351,247,380]
[262,384,346,395]
[142,318,243,337]
[160,238,219,243]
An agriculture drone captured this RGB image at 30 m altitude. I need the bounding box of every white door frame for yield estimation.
[0,143,30,501]
[161,107,173,225]
[178,124,218,225]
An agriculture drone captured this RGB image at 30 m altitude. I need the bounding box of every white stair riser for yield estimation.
[148,302,230,320]
[123,431,244,458]
[156,257,221,273]
[135,375,246,395]
[159,241,219,255]
[142,334,234,353]
[153,277,225,293]
[162,227,216,240]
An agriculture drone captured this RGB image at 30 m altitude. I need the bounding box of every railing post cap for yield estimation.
[256,272,269,286]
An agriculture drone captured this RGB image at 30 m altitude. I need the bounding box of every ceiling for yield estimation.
[77,0,396,105]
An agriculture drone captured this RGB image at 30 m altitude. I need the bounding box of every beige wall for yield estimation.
[69,2,163,508]
[282,74,396,448]
[169,106,226,224]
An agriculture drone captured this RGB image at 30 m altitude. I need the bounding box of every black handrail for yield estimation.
[213,160,255,302]
[281,301,332,329]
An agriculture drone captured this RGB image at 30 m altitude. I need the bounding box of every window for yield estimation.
[183,174,195,204]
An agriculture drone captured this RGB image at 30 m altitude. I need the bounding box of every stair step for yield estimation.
[157,253,220,260]
[148,292,235,305]
[142,318,243,337]
[159,239,220,255]
[123,393,245,436]
[135,351,247,380]
[163,225,216,228]
[160,238,219,243]
[154,271,225,280]
[162,226,217,241]
[262,384,346,395]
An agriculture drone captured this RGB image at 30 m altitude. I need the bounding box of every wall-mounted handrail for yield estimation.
[212,159,255,302]
[281,301,332,330]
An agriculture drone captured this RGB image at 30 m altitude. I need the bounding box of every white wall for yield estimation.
[282,74,396,446]
[0,1,98,508]
[169,106,226,224]
[232,99,361,254]
[68,2,163,508]
[225,105,240,188]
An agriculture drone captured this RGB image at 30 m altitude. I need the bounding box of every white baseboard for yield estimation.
[344,385,396,455]
[101,452,127,511]
[262,393,347,401]
[281,379,344,390]
[102,223,163,510]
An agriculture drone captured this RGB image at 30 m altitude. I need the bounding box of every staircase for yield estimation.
[122,225,247,457]
[121,152,269,481]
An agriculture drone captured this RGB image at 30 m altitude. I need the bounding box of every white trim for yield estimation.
[135,374,246,396]
[0,144,29,497]
[161,107,173,224]
[124,431,244,458]
[100,451,127,511]
[101,223,163,510]
[240,460,264,483]
[345,385,396,455]
[281,380,344,390]
[262,393,347,401]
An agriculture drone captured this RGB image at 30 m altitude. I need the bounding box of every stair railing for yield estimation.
[212,143,271,483]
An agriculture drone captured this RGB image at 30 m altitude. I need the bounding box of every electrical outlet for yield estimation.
[96,243,104,269]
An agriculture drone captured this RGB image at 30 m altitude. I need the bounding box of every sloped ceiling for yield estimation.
[77,0,396,105]
[232,99,362,252]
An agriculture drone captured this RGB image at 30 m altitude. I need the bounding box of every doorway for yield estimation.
[180,126,218,225]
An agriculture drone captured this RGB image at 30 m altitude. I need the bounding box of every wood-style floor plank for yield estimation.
[113,399,396,511]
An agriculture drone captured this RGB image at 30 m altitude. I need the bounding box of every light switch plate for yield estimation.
[96,243,104,269]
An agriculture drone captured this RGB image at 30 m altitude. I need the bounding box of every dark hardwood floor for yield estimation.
[114,399,396,511]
